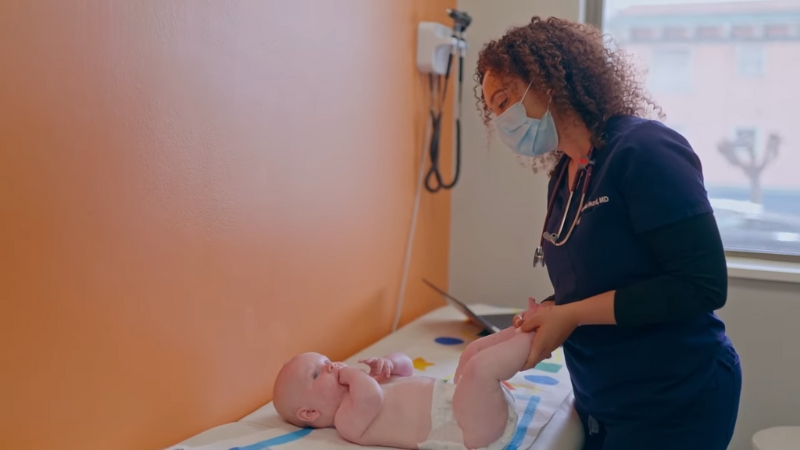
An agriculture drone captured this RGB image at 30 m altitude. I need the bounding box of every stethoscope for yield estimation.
[533,147,596,268]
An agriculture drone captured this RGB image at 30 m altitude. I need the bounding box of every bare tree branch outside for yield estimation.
[717,132,781,204]
[604,0,800,256]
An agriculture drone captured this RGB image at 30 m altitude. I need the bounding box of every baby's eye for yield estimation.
[313,372,319,379]
[324,360,330,364]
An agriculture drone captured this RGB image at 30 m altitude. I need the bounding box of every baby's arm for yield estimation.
[334,367,384,443]
[384,352,413,376]
[358,352,413,381]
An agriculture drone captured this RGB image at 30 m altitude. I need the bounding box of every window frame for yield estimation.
[583,0,800,267]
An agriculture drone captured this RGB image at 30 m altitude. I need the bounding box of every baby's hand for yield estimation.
[358,357,394,379]
[337,366,365,386]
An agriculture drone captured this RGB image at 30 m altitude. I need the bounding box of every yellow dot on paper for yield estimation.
[460,329,480,340]
[413,357,435,371]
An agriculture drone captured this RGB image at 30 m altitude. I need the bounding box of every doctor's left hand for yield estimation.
[516,305,579,370]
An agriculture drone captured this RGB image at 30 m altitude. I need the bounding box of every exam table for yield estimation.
[165,304,584,450]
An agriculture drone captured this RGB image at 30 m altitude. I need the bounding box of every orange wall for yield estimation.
[0,1,454,448]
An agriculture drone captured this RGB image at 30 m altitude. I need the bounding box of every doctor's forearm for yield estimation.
[563,291,617,325]
[563,213,727,327]
[614,213,727,326]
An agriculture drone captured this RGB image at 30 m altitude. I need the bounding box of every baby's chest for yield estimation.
[353,383,434,447]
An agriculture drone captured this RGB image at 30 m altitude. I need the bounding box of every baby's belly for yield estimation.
[360,377,436,448]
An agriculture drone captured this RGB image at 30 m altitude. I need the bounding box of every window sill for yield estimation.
[726,256,800,284]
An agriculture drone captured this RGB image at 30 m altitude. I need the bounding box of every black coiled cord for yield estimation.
[425,40,464,193]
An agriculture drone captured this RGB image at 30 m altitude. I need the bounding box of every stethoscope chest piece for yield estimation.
[533,148,596,269]
[533,246,545,267]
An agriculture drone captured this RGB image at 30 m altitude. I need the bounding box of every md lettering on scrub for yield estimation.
[581,196,610,213]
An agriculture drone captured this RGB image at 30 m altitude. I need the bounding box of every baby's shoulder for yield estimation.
[333,412,362,440]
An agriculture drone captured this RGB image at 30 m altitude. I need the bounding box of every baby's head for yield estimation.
[273,352,349,428]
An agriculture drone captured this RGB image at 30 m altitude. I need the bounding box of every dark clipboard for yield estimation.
[422,279,516,335]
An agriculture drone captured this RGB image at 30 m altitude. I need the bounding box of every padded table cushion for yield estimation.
[166,305,584,450]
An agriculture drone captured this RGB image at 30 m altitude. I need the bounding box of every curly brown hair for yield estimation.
[475,16,663,174]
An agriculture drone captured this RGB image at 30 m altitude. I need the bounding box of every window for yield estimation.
[697,26,723,40]
[663,26,689,40]
[724,126,767,167]
[765,24,791,38]
[670,124,690,142]
[600,0,800,259]
[648,48,692,93]
[733,127,759,154]
[736,44,765,78]
[631,27,656,41]
[732,25,756,39]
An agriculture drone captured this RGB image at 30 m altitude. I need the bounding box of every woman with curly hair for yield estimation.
[478,17,742,449]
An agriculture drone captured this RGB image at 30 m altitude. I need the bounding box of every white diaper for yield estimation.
[417,379,518,450]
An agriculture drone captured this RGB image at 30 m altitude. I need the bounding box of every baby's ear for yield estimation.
[297,407,319,423]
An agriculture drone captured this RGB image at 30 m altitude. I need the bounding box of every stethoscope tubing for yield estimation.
[534,148,595,267]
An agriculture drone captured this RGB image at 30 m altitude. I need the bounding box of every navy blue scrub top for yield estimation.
[544,115,734,423]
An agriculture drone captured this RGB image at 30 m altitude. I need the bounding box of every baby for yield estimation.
[272,300,544,450]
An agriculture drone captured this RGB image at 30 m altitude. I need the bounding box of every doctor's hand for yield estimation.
[516,304,579,370]
[513,297,554,328]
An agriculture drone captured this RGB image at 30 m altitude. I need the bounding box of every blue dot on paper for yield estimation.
[524,375,559,386]
[534,362,562,373]
[435,337,464,345]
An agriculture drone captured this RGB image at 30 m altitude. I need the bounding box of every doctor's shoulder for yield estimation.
[603,117,704,179]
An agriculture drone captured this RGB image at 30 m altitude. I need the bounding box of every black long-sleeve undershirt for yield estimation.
[542,212,728,327]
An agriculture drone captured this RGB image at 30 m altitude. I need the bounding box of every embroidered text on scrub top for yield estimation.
[581,196,610,212]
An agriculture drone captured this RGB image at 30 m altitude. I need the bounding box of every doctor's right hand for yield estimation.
[514,298,555,361]
[513,297,554,328]
[517,303,578,370]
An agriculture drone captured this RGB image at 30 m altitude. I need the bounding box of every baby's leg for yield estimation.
[455,326,520,383]
[452,331,534,449]
[465,325,520,353]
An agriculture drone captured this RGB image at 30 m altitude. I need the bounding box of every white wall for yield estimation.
[716,278,800,450]
[449,0,581,307]
[451,1,800,449]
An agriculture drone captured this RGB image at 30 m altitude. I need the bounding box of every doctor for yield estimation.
[477,16,742,450]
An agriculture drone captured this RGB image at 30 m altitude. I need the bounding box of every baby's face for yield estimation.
[277,352,349,426]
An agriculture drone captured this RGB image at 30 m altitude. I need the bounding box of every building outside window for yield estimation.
[601,0,800,258]
[648,47,693,93]
[736,44,765,78]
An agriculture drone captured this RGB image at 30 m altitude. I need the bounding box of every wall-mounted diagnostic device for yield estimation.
[394,9,473,333]
[416,9,472,193]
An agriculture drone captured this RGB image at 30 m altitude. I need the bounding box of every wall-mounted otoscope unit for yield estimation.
[393,9,473,333]
[416,9,472,193]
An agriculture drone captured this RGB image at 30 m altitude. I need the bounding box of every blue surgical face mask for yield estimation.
[491,82,559,157]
